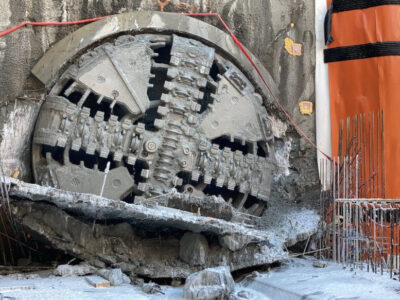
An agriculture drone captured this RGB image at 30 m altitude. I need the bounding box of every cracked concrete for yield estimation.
[4,176,319,278]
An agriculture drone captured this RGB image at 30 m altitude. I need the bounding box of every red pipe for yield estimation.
[0,17,106,38]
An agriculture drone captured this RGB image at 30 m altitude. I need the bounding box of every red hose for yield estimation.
[0,13,332,161]
[0,17,106,38]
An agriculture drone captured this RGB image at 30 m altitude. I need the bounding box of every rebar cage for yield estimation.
[320,110,400,279]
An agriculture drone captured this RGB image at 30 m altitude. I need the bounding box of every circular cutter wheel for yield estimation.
[32,33,276,217]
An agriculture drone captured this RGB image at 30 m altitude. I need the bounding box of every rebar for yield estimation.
[318,110,400,279]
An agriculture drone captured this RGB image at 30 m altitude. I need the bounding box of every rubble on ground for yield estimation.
[183,266,235,300]
[5,176,319,278]
[96,268,131,286]
[0,258,399,300]
[53,263,96,277]
[141,282,164,295]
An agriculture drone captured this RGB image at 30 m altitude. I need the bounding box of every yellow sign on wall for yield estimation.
[284,37,302,56]
[299,101,313,115]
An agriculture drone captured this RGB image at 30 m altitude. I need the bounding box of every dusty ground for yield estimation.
[244,258,400,300]
[0,258,399,300]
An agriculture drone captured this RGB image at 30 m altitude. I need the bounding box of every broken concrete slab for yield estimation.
[219,233,253,252]
[4,177,270,242]
[10,200,280,278]
[53,263,96,277]
[2,175,319,278]
[183,266,235,300]
[85,275,110,288]
[96,268,130,286]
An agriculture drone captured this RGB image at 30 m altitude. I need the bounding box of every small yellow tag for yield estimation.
[299,101,313,115]
[284,37,302,56]
[11,170,19,179]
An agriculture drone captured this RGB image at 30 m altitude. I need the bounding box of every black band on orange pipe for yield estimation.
[324,42,400,63]
[332,0,400,13]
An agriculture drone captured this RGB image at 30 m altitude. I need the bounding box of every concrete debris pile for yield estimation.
[183,266,235,300]
[53,263,96,277]
[52,263,132,290]
[0,12,320,279]
[96,268,131,286]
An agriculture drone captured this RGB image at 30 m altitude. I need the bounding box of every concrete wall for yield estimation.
[0,0,318,204]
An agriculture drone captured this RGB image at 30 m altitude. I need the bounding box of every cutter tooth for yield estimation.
[64,81,77,97]
[203,175,212,184]
[96,95,104,104]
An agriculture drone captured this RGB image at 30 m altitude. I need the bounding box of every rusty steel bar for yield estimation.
[390,206,393,278]
[376,112,380,198]
[333,158,337,262]
[381,208,384,275]
[362,113,367,198]
[372,112,375,198]
[381,111,385,198]
[320,110,396,277]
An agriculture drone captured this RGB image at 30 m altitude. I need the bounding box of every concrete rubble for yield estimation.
[96,269,131,286]
[218,234,253,252]
[4,175,319,278]
[1,257,399,300]
[53,263,96,277]
[141,282,163,295]
[183,266,235,300]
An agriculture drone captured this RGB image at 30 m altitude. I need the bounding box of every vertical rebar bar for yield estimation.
[333,158,337,263]
[381,208,384,275]
[339,120,343,159]
[376,112,380,198]
[366,203,370,272]
[371,112,375,198]
[326,110,392,276]
[373,206,377,273]
[362,113,367,198]
[368,113,372,198]
[390,206,393,278]
[381,110,385,198]
[355,201,359,268]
